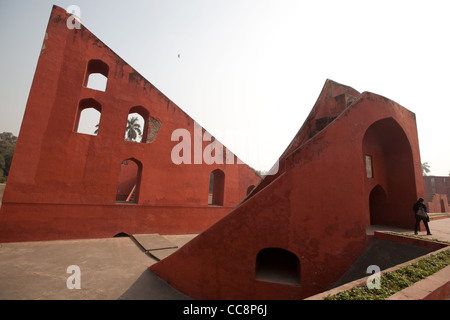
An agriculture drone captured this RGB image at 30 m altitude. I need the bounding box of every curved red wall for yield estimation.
[151,80,425,300]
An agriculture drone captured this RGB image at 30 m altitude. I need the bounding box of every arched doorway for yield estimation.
[208,169,225,206]
[369,185,387,225]
[440,199,446,213]
[116,158,142,204]
[363,118,417,228]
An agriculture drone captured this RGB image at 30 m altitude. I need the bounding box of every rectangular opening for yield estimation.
[365,155,373,178]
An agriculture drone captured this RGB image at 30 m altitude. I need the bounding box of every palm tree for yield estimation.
[125,116,142,142]
[422,162,431,176]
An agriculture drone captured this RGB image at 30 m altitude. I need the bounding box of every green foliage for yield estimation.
[422,162,431,176]
[248,166,264,178]
[0,132,18,182]
[125,117,142,142]
[325,249,450,300]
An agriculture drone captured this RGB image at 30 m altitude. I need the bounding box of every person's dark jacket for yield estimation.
[413,201,427,215]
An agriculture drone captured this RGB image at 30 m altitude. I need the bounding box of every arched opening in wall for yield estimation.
[255,248,300,286]
[430,178,437,194]
[440,199,446,213]
[208,169,225,206]
[74,98,102,136]
[362,117,417,228]
[113,232,129,238]
[124,106,152,143]
[116,159,142,204]
[125,113,145,142]
[83,59,109,92]
[369,185,388,225]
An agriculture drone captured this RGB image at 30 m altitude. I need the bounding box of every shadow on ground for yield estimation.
[118,269,193,300]
[332,239,436,288]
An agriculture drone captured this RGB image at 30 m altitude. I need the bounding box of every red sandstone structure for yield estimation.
[0,6,259,242]
[150,79,425,299]
[423,176,450,213]
[0,5,428,301]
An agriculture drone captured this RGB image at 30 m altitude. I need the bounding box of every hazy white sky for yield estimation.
[0,0,449,175]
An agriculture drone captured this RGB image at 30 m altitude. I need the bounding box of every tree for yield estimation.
[125,116,142,142]
[422,162,431,176]
[0,132,18,182]
[0,154,5,178]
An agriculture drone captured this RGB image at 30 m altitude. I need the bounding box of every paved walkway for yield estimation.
[395,216,450,243]
[426,216,450,243]
[0,234,196,300]
[367,215,450,243]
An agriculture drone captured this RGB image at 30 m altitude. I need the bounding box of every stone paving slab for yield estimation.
[427,218,450,243]
[131,233,178,251]
[149,248,179,261]
[146,234,198,261]
[161,234,198,247]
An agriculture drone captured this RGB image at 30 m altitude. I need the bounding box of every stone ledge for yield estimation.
[374,231,448,250]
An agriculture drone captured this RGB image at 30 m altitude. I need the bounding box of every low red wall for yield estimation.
[0,202,233,242]
[374,231,448,250]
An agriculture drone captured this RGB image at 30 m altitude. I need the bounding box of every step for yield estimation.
[131,233,178,252]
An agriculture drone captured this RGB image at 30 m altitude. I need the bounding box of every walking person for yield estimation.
[413,198,432,235]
